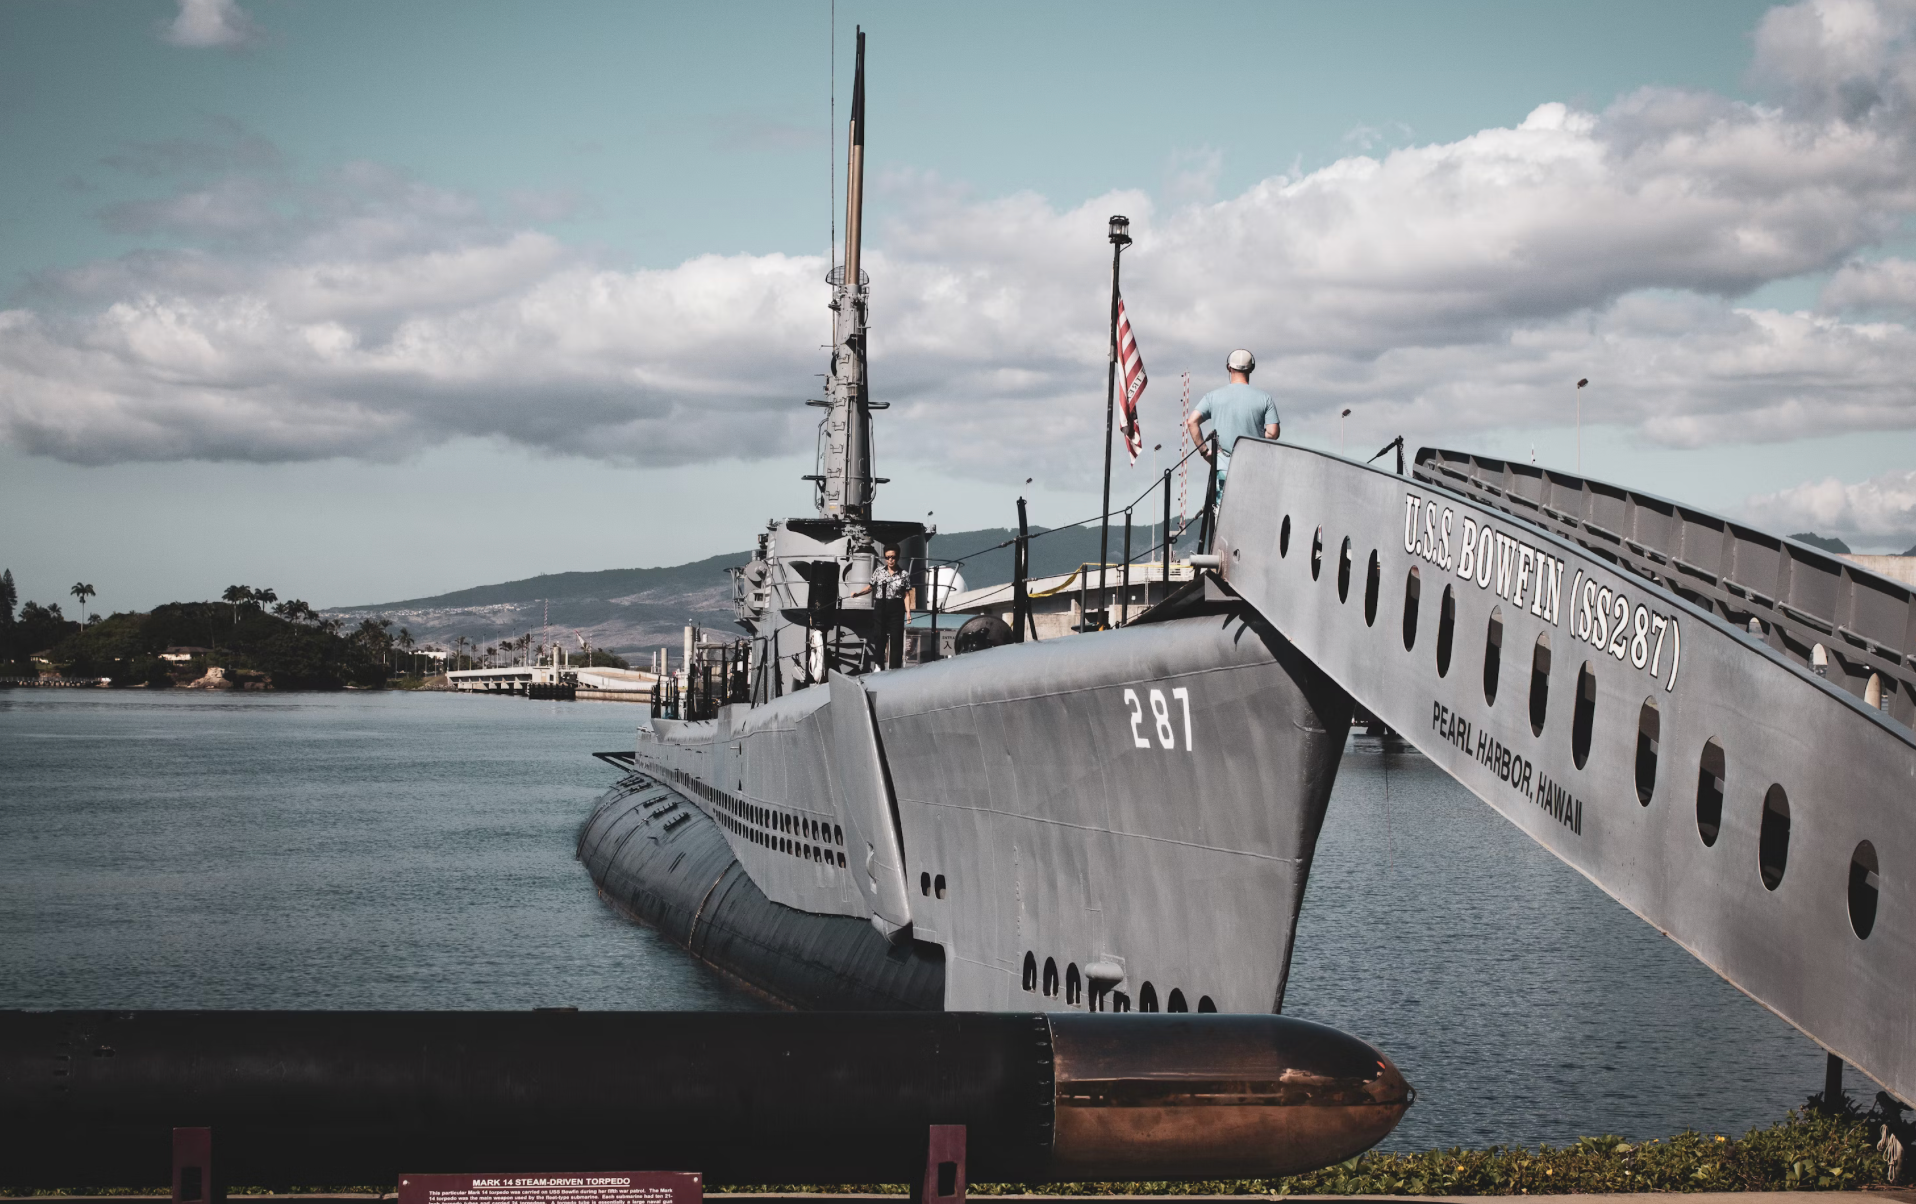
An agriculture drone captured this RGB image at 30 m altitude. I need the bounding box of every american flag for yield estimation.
[1116,295,1147,464]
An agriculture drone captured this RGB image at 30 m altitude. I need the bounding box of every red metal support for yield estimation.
[172,1127,211,1204]
[916,1124,965,1204]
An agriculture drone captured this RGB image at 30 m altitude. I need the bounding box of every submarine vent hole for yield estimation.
[920,871,931,896]
[1364,551,1381,626]
[1311,527,1324,580]
[1484,607,1504,706]
[1280,515,1291,558]
[1850,841,1880,939]
[1139,982,1159,1012]
[1167,988,1188,1012]
[1402,567,1421,651]
[1436,585,1456,677]
[1696,738,1726,847]
[1528,632,1552,737]
[1066,964,1082,1006]
[1022,952,1037,992]
[934,874,947,899]
[1636,697,1660,805]
[1197,995,1217,1013]
[1571,661,1596,769]
[837,851,846,867]
[1338,537,1354,602]
[1758,784,1791,891]
[1043,957,1059,997]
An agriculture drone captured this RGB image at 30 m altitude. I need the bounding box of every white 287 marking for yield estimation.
[1125,686,1193,750]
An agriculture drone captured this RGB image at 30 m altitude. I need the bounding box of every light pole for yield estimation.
[1097,214,1133,632]
[1340,408,1352,454]
[1576,378,1589,474]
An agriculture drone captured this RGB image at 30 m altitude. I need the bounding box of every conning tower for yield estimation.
[725,29,927,704]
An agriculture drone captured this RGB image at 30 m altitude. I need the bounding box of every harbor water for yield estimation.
[0,689,1827,1154]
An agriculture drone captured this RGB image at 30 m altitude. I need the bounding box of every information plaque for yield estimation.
[398,1172,701,1204]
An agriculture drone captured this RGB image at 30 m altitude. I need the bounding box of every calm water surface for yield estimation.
[0,691,1825,1149]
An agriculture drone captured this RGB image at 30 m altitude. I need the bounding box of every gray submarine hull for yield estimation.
[580,606,1354,1015]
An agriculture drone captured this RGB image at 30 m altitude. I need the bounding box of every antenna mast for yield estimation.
[817,28,873,520]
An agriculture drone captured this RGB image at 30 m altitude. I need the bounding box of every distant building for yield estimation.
[159,646,212,663]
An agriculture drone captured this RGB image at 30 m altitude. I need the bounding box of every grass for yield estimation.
[8,1094,1909,1197]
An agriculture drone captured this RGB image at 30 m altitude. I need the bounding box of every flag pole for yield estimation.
[1099,215,1131,631]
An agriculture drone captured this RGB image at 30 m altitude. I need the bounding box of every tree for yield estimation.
[397,627,415,674]
[70,583,96,628]
[222,585,252,625]
[273,599,318,624]
[253,588,277,610]
[1,569,16,629]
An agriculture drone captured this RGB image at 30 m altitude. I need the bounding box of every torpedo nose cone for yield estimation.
[1047,1013,1413,1180]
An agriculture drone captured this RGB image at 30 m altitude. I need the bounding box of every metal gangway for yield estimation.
[1212,440,1912,1106]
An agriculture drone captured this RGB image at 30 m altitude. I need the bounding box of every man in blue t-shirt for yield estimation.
[1184,349,1280,485]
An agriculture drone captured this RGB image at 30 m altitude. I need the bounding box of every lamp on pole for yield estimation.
[1340,408,1352,454]
[1097,214,1132,632]
[1575,378,1589,474]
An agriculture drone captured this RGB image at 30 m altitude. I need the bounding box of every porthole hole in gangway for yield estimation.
[1528,633,1552,737]
[1436,585,1456,677]
[1402,567,1421,651]
[1311,527,1324,580]
[1635,697,1660,805]
[1758,784,1790,891]
[1849,841,1880,939]
[1167,988,1188,1012]
[1280,515,1291,558]
[1571,662,1597,769]
[1338,537,1353,602]
[1022,952,1037,992]
[1042,957,1059,997]
[1139,982,1159,1012]
[1364,551,1380,626]
[1484,606,1504,706]
[1066,963,1082,1006]
[1696,738,1726,847]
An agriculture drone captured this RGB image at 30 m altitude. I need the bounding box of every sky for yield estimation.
[4,0,1916,613]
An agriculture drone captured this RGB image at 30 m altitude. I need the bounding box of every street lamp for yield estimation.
[1098,215,1133,629]
[1340,408,1352,453]
[1575,378,1589,474]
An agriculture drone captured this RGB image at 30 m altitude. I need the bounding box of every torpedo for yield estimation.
[0,1010,1411,1186]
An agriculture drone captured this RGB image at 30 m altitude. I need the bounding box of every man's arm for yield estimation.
[1265,422,1280,439]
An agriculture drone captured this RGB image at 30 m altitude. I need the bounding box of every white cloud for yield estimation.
[161,0,259,49]
[7,0,1916,488]
[1822,255,1916,308]
[1744,468,1916,548]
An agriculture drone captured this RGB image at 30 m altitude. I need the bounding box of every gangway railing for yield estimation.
[1415,448,1913,727]
[1212,439,1913,1108]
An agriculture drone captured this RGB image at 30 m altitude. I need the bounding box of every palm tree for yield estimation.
[70,583,95,628]
[222,585,251,625]
[398,628,415,675]
[253,588,277,611]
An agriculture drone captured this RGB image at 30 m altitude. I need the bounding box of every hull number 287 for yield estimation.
[1124,687,1193,750]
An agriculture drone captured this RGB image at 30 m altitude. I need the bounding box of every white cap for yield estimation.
[1227,348,1256,373]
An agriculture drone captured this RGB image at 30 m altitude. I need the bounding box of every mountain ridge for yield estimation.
[324,522,1175,655]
